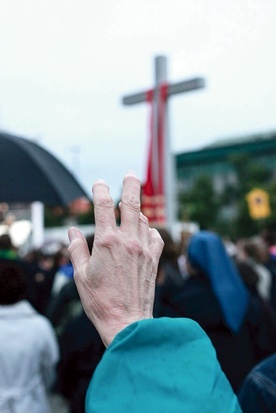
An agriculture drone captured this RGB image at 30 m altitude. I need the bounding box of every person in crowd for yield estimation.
[0,233,18,259]
[155,230,276,392]
[55,310,105,413]
[177,230,193,278]
[238,353,276,413]
[67,173,242,413]
[261,228,276,311]
[0,234,43,312]
[50,245,74,297]
[46,235,94,337]
[154,228,184,317]
[156,228,184,287]
[22,247,58,314]
[0,261,59,413]
[241,236,273,302]
[49,234,102,412]
[47,279,82,337]
[235,259,260,296]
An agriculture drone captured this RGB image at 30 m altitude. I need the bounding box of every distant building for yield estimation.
[176,130,276,195]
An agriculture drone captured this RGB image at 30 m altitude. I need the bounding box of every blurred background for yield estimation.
[0,0,275,246]
[0,3,275,412]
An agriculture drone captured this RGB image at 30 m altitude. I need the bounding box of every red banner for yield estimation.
[141,83,168,226]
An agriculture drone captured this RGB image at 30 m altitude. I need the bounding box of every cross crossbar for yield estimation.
[122,77,205,105]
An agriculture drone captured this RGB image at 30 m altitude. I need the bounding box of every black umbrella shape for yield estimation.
[0,132,89,205]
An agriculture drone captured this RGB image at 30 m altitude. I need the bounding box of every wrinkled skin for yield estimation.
[68,173,164,347]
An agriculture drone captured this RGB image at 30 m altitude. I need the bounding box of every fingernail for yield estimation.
[68,227,79,243]
[94,178,106,184]
[92,179,108,193]
[125,171,137,176]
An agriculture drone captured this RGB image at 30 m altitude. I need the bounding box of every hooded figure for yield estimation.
[158,231,276,392]
[187,231,249,333]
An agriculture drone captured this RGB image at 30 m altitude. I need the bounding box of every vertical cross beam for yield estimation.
[122,56,205,232]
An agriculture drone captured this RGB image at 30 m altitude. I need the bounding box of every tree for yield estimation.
[218,154,274,239]
[44,203,95,227]
[178,153,275,240]
[179,174,219,230]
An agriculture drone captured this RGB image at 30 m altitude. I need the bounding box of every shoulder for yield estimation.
[238,354,276,411]
[248,354,276,381]
[22,302,57,335]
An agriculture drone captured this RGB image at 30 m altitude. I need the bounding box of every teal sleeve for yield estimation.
[86,317,242,413]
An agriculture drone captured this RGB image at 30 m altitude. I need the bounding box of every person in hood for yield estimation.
[160,231,276,391]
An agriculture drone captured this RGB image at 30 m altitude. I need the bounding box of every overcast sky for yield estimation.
[0,0,276,201]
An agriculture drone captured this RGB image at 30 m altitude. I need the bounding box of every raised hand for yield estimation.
[68,173,164,347]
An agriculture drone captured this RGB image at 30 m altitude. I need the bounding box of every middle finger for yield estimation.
[120,173,141,235]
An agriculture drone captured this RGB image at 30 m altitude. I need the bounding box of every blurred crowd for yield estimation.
[0,225,275,413]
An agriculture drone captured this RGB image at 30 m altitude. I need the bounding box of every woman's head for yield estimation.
[186,231,249,333]
[187,231,224,276]
[242,237,270,264]
[0,263,27,304]
[157,228,179,267]
[0,234,13,250]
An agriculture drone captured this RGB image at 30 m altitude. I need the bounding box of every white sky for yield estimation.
[0,0,276,201]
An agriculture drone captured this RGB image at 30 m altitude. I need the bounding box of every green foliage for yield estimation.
[178,154,275,239]
[264,179,276,226]
[44,203,95,227]
[227,154,274,238]
[44,206,69,228]
[179,175,219,230]
[76,207,95,225]
[232,197,259,238]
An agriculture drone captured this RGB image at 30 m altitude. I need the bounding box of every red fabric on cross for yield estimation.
[141,84,168,226]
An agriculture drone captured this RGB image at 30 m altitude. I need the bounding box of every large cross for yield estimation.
[122,55,205,232]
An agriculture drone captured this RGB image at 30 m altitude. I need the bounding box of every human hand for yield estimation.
[68,173,164,347]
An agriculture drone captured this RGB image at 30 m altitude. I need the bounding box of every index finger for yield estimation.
[120,173,141,235]
[92,179,116,232]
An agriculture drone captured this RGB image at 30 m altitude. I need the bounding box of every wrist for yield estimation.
[99,315,153,347]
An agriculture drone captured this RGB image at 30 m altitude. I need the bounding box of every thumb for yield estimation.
[68,227,90,271]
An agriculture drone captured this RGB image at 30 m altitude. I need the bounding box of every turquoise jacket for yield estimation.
[86,318,242,413]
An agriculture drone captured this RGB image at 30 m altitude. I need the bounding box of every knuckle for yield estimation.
[143,248,153,263]
[126,238,143,255]
[122,194,140,209]
[96,193,114,208]
[96,232,118,248]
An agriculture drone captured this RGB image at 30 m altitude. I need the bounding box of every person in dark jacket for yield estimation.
[55,310,105,413]
[153,228,184,317]
[0,234,50,313]
[156,228,184,288]
[46,280,82,337]
[238,353,276,413]
[46,234,95,337]
[155,231,276,392]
